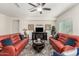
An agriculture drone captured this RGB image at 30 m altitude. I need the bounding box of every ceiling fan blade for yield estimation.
[37,3,40,6]
[42,3,46,6]
[40,11,42,14]
[28,3,37,7]
[43,8,51,10]
[30,9,37,12]
[14,3,20,8]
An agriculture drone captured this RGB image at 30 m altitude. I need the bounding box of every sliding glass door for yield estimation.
[59,19,73,34]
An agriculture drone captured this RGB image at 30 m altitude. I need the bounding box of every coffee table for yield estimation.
[32,42,45,53]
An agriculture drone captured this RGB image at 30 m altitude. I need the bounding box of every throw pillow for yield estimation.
[64,38,76,46]
[19,34,24,40]
[1,38,13,46]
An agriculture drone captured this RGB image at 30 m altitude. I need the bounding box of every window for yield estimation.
[59,19,73,34]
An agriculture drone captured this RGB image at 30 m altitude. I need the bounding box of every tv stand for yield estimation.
[32,32,47,40]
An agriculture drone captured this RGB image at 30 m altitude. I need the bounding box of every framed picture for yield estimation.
[45,24,51,30]
[28,24,34,31]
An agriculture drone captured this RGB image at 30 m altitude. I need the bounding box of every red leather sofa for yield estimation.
[49,33,79,53]
[0,33,29,56]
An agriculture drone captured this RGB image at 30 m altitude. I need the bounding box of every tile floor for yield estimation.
[19,40,54,56]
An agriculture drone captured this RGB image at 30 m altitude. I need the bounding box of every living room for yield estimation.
[0,3,79,56]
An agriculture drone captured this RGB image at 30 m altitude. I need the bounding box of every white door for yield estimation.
[12,20,19,33]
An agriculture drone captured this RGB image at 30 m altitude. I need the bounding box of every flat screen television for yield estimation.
[36,27,43,32]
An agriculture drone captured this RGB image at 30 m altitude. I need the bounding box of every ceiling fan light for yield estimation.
[37,7,42,11]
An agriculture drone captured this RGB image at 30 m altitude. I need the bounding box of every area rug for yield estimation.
[19,40,54,56]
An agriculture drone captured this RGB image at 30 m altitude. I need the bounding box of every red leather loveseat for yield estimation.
[49,33,79,53]
[0,33,29,56]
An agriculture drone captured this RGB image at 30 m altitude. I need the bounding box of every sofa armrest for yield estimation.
[52,40,64,49]
[50,39,64,48]
[75,41,79,47]
[69,36,79,42]
[49,38,64,52]
[0,45,15,56]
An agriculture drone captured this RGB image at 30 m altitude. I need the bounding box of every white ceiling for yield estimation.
[0,3,77,20]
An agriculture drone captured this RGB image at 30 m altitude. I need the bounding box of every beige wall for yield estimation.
[19,19,55,39]
[56,4,79,35]
[19,20,55,32]
[0,13,19,35]
[0,13,55,35]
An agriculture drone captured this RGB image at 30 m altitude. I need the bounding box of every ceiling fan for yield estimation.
[28,3,51,14]
[14,3,20,8]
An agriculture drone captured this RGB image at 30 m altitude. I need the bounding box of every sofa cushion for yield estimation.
[0,43,3,47]
[14,39,28,51]
[10,34,20,44]
[0,43,3,51]
[62,45,74,52]
[58,37,68,44]
[0,47,2,51]
[64,38,76,46]
[1,38,13,46]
